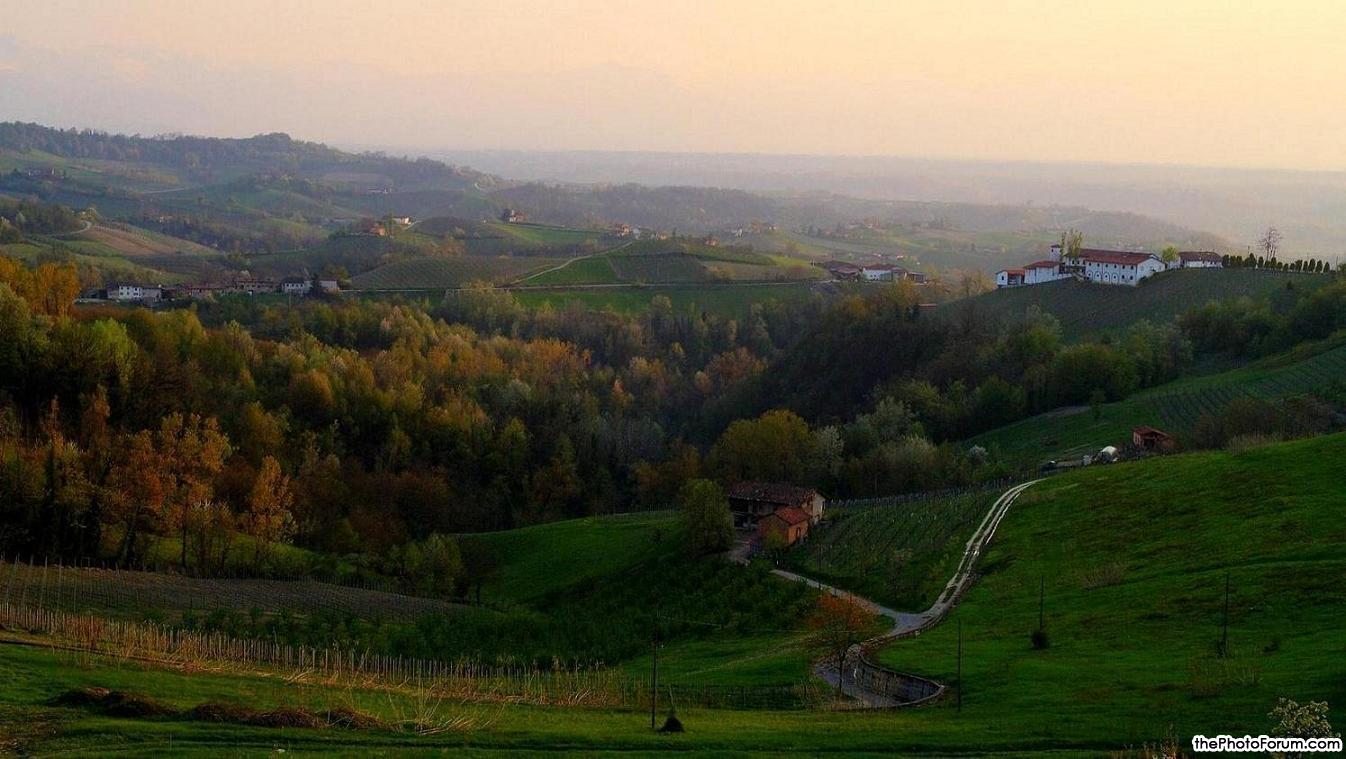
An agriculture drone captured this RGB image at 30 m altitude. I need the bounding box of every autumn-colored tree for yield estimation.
[106,430,165,564]
[153,413,231,571]
[709,409,815,483]
[807,593,874,699]
[243,455,295,567]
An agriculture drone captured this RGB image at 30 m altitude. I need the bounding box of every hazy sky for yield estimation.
[3,0,1345,169]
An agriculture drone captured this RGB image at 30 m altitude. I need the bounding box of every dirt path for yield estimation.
[768,480,1040,707]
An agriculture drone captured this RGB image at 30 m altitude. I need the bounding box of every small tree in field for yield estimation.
[678,479,734,554]
[807,593,872,699]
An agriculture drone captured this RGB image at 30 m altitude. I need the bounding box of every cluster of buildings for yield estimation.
[820,260,929,284]
[99,276,340,304]
[996,244,1223,289]
[727,481,825,548]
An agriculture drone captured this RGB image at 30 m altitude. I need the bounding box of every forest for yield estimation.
[2,256,1346,589]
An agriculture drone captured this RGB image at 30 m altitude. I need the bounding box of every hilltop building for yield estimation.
[1174,251,1224,269]
[997,244,1170,288]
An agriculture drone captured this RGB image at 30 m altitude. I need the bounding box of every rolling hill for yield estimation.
[877,433,1346,751]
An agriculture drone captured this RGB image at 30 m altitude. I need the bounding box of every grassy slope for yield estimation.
[513,282,818,319]
[457,513,676,604]
[878,433,1346,750]
[349,256,563,289]
[944,268,1327,341]
[971,335,1346,466]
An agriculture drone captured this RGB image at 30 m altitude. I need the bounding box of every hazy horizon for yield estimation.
[5,0,1346,172]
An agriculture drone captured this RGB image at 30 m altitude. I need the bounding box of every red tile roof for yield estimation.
[767,506,811,526]
[1001,268,1025,276]
[1075,249,1156,266]
[1133,425,1173,439]
[1023,260,1059,269]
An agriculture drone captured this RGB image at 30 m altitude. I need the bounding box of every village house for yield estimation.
[820,260,862,280]
[757,506,812,548]
[105,283,161,303]
[500,208,526,223]
[281,277,312,295]
[861,264,901,282]
[726,481,824,529]
[318,279,340,293]
[1132,426,1177,453]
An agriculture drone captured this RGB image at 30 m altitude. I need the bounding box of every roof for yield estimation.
[1074,249,1157,266]
[1133,425,1174,439]
[1023,260,1059,269]
[863,264,897,271]
[764,506,811,527]
[999,268,1025,276]
[727,481,818,506]
[1179,251,1222,263]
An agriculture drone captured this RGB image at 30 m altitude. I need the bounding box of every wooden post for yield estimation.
[956,619,963,713]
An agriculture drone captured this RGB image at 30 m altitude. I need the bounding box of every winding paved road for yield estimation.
[760,480,1041,706]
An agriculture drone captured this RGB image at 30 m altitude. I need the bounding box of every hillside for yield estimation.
[520,239,821,286]
[877,433,1346,750]
[971,334,1346,465]
[942,268,1327,340]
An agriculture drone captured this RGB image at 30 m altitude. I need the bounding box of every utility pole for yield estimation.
[650,613,660,729]
[1038,575,1045,632]
[1220,571,1230,658]
[956,619,963,713]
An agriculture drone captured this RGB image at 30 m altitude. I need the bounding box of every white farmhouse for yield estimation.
[281,277,312,295]
[106,283,161,302]
[862,264,899,281]
[1063,249,1166,286]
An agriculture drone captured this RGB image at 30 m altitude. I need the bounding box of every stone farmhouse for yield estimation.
[727,481,824,547]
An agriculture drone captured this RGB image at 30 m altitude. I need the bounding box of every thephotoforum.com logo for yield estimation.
[1191,734,1343,753]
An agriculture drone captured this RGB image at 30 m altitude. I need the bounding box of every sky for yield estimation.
[3,0,1345,170]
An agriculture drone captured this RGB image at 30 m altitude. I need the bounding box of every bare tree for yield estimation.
[1258,226,1282,261]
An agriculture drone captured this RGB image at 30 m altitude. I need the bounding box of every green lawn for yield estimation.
[971,334,1346,466]
[878,433,1346,749]
[519,255,619,285]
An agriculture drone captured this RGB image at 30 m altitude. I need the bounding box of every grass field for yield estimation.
[877,433,1346,750]
[520,240,822,287]
[512,282,820,318]
[944,268,1329,340]
[971,334,1346,465]
[783,487,1003,612]
[349,256,564,290]
[457,513,676,604]
[0,560,465,622]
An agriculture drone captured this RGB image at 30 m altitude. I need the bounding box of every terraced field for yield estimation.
[351,255,563,290]
[971,337,1346,465]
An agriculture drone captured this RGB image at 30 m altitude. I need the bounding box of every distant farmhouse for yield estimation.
[100,276,340,304]
[727,481,825,548]
[996,243,1222,288]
